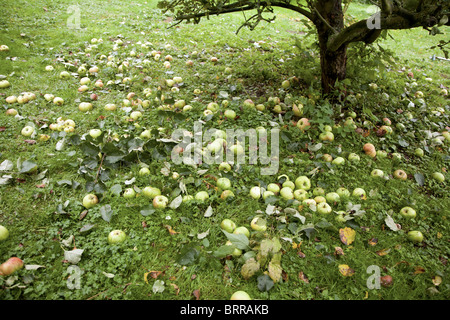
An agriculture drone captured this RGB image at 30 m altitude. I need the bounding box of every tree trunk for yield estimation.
[319,39,347,94]
[315,0,347,94]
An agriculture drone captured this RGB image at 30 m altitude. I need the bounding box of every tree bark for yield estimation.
[315,0,347,94]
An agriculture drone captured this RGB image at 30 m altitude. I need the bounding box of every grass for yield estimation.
[0,0,449,301]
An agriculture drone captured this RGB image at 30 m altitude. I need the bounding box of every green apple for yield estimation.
[83,193,99,209]
[230,290,251,300]
[313,187,325,196]
[250,216,267,232]
[230,144,244,156]
[218,162,232,172]
[217,177,232,191]
[267,183,280,194]
[195,191,209,202]
[336,187,350,198]
[393,169,407,180]
[225,241,242,257]
[21,126,35,137]
[233,226,250,238]
[414,148,424,157]
[153,195,169,209]
[140,129,152,139]
[400,206,416,218]
[348,153,360,162]
[332,156,345,165]
[182,195,194,203]
[249,186,261,199]
[282,180,295,190]
[89,129,102,139]
[220,190,235,201]
[78,102,93,112]
[139,167,150,176]
[325,192,340,203]
[220,219,236,233]
[263,191,275,200]
[60,71,71,79]
[314,196,326,204]
[142,186,161,199]
[0,225,9,241]
[224,109,236,119]
[295,176,311,190]
[294,189,309,201]
[371,169,384,178]
[297,118,311,131]
[407,231,423,243]
[319,131,334,142]
[352,188,366,200]
[280,187,294,200]
[123,188,136,198]
[432,172,445,183]
[317,202,332,214]
[108,230,126,244]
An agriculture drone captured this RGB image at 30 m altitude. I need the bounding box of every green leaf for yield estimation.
[176,244,200,266]
[213,244,236,258]
[80,142,100,157]
[222,230,250,250]
[257,274,274,292]
[19,160,38,173]
[140,204,155,216]
[99,204,113,223]
[414,173,425,186]
[110,184,122,197]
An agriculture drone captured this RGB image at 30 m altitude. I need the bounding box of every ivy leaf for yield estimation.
[176,244,200,266]
[110,184,122,197]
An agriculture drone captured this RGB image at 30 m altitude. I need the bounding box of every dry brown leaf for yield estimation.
[299,271,309,283]
[376,248,391,256]
[170,283,180,295]
[165,225,179,235]
[368,238,378,246]
[413,266,426,275]
[144,271,162,283]
[193,289,200,300]
[297,251,306,258]
[334,247,345,256]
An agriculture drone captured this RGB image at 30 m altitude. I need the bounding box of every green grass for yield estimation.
[0,0,449,300]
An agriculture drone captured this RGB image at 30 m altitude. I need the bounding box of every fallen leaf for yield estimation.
[193,289,200,300]
[165,225,179,235]
[432,275,442,286]
[413,266,426,275]
[24,140,36,144]
[170,283,180,295]
[334,247,345,256]
[35,183,46,188]
[144,271,163,283]
[338,264,355,277]
[368,238,378,246]
[376,248,391,256]
[297,250,306,258]
[339,227,356,245]
[298,271,309,283]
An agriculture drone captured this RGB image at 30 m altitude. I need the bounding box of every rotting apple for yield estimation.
[250,216,267,232]
[0,257,24,276]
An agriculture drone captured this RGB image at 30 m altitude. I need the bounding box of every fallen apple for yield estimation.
[400,206,416,218]
[21,126,35,137]
[108,230,126,244]
[89,129,102,139]
[407,230,423,243]
[393,169,407,181]
[221,219,236,233]
[294,176,311,190]
[293,189,309,201]
[250,216,267,232]
[195,191,209,202]
[432,172,445,183]
[280,187,294,200]
[371,169,384,178]
[225,241,242,257]
[317,202,332,214]
[233,226,250,238]
[249,186,261,199]
[230,290,251,300]
[123,188,136,199]
[352,188,366,200]
[6,108,18,116]
[153,195,169,209]
[0,257,24,276]
[0,225,9,241]
[217,177,232,191]
[142,186,161,199]
[220,190,235,201]
[83,193,99,209]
